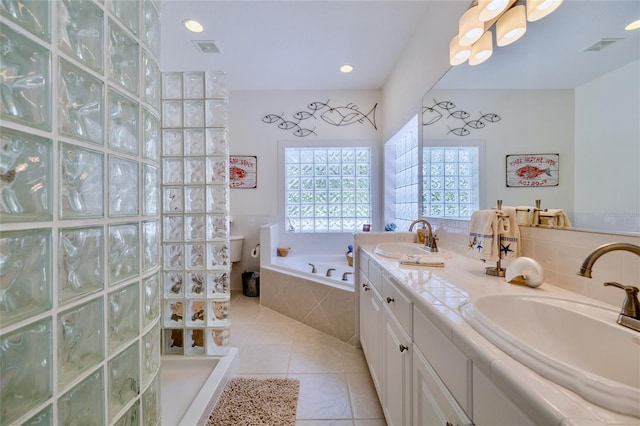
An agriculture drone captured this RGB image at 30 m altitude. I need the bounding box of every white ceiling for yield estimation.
[159,1,640,92]
[159,0,435,91]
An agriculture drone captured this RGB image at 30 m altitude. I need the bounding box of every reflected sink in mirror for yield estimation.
[460,295,640,417]
[374,242,448,259]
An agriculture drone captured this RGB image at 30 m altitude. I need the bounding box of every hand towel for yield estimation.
[499,206,521,259]
[399,254,445,267]
[539,209,571,228]
[468,209,509,262]
[516,206,535,226]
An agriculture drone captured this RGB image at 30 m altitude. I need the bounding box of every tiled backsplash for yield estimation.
[430,218,640,308]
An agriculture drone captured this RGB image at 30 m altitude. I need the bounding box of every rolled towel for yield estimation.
[539,209,571,228]
[399,254,445,267]
[516,206,535,226]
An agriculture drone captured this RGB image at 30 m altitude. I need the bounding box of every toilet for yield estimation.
[230,235,244,264]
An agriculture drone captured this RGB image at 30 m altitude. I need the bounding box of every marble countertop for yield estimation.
[361,245,639,426]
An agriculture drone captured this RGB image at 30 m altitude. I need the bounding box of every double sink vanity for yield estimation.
[355,235,640,426]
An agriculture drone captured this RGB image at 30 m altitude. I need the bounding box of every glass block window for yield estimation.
[391,116,419,231]
[285,147,372,233]
[422,146,480,219]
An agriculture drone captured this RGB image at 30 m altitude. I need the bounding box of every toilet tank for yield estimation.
[230,235,244,263]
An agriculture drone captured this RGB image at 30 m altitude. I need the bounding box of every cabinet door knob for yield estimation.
[362,283,370,291]
[386,297,394,303]
[399,344,409,352]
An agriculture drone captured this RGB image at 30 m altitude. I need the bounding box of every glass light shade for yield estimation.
[478,0,510,22]
[183,19,204,33]
[449,35,471,66]
[526,0,563,22]
[469,31,493,66]
[459,6,484,46]
[497,5,527,46]
[625,19,640,31]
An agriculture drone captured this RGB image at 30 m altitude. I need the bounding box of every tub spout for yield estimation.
[342,272,353,281]
[326,268,336,277]
[308,263,317,273]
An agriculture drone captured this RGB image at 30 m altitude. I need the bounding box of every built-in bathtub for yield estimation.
[261,254,356,344]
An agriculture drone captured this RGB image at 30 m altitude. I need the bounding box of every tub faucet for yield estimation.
[408,219,439,253]
[326,268,336,277]
[577,242,640,332]
[308,263,316,273]
[342,272,353,281]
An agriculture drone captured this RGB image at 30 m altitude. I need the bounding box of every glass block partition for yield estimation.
[0,1,162,425]
[160,71,231,356]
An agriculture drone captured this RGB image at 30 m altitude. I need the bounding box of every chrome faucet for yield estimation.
[577,242,640,332]
[342,271,353,281]
[408,219,439,253]
[326,268,336,277]
[308,263,316,273]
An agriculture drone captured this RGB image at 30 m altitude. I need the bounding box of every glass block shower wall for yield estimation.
[160,71,231,356]
[0,1,162,425]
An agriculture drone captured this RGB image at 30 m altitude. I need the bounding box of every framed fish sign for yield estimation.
[506,154,559,187]
[229,156,257,188]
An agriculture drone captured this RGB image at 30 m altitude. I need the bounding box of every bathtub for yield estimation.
[272,254,354,290]
[261,254,356,344]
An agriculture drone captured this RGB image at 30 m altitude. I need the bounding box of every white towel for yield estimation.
[499,206,520,259]
[516,206,535,226]
[468,209,509,262]
[539,209,571,228]
[399,254,445,267]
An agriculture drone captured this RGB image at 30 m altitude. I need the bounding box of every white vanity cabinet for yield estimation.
[358,250,383,393]
[381,274,413,426]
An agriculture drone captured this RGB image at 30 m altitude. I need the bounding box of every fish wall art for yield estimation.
[422,99,500,136]
[262,100,378,137]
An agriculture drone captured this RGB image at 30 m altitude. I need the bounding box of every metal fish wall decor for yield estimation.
[262,100,378,137]
[422,99,500,137]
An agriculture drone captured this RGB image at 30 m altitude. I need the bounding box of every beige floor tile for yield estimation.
[346,373,384,420]
[235,343,291,374]
[341,346,369,373]
[296,421,354,426]
[354,420,387,426]
[241,321,300,345]
[288,343,345,373]
[290,373,353,420]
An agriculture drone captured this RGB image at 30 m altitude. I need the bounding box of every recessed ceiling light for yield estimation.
[625,19,640,31]
[184,19,204,33]
[340,64,354,73]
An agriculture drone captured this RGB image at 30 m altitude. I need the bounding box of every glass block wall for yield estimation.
[160,71,231,356]
[0,1,162,425]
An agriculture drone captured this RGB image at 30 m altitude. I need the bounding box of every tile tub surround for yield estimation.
[229,291,386,425]
[260,267,356,345]
[358,240,640,424]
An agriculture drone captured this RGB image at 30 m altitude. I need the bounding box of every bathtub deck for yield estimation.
[160,349,238,425]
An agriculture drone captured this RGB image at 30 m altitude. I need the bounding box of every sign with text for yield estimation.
[229,156,257,188]
[506,154,559,187]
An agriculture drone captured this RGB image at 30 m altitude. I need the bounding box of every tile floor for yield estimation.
[229,290,387,426]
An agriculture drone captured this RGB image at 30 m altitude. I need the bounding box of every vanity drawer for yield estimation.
[382,274,412,335]
[414,307,471,414]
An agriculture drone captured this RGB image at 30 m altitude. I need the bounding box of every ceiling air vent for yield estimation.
[583,38,624,52]
[192,40,222,54]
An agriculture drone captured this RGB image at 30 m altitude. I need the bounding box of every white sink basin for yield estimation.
[460,295,640,417]
[374,242,447,258]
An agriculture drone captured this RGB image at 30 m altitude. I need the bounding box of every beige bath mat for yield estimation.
[206,377,300,426]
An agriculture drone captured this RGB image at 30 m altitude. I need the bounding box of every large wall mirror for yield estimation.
[422,0,639,235]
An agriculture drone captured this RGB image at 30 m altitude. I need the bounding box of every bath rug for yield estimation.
[206,377,300,426]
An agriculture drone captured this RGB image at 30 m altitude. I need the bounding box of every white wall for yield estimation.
[574,60,640,233]
[426,89,575,211]
[227,89,381,287]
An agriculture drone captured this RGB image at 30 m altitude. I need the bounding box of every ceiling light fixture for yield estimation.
[449,0,563,66]
[625,19,640,31]
[184,19,204,33]
[340,64,354,73]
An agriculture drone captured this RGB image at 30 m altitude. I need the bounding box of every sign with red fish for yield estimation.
[506,154,559,187]
[229,156,257,188]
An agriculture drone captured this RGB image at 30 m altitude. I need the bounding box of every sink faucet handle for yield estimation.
[604,282,640,318]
